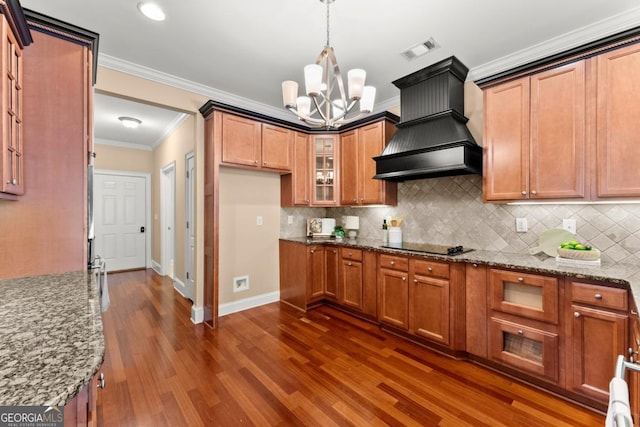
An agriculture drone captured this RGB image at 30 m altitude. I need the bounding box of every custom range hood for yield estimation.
[374,56,482,181]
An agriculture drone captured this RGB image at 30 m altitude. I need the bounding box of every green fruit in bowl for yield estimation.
[559,241,592,251]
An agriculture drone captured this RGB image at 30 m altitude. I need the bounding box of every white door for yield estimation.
[184,153,195,300]
[161,163,176,278]
[94,173,147,272]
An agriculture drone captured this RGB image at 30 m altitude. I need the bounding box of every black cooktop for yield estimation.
[382,242,473,256]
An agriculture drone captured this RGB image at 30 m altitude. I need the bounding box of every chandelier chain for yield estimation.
[325,0,330,47]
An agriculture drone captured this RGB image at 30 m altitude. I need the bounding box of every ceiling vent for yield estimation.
[401,38,439,61]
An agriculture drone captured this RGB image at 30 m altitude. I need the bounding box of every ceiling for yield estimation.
[19,0,640,149]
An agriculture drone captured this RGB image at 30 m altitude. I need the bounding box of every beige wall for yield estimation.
[95,67,207,309]
[151,115,196,282]
[94,144,153,173]
[219,168,281,305]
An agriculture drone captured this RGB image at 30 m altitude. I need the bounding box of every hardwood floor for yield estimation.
[97,269,605,426]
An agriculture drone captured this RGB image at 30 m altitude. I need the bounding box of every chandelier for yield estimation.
[281,0,376,129]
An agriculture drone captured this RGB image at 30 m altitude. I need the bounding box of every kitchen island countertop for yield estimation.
[0,270,105,406]
[281,237,640,305]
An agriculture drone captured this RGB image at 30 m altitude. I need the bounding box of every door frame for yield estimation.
[183,151,195,300]
[94,169,152,269]
[161,162,176,278]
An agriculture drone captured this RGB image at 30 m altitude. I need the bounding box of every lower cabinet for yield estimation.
[64,370,104,427]
[409,259,450,346]
[338,248,377,317]
[325,246,339,301]
[378,254,409,330]
[567,280,628,403]
[465,263,488,358]
[307,246,326,303]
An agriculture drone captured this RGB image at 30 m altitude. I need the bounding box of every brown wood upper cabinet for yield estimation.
[483,61,586,202]
[594,43,640,198]
[0,5,30,199]
[281,131,310,206]
[221,113,292,172]
[340,120,397,206]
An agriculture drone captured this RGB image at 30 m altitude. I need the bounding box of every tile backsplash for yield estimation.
[281,175,640,265]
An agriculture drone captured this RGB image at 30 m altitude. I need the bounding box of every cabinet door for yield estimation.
[1,19,23,196]
[410,274,450,345]
[339,130,359,205]
[359,122,386,204]
[489,317,559,383]
[221,114,261,167]
[483,77,530,201]
[325,246,339,300]
[530,62,586,199]
[307,246,325,301]
[279,241,309,311]
[378,268,409,330]
[341,259,363,311]
[568,304,627,402]
[262,124,292,171]
[311,136,338,205]
[292,132,309,205]
[630,318,640,425]
[466,263,488,357]
[596,43,640,197]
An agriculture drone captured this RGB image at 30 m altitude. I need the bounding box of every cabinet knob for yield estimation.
[390,261,395,265]
[531,190,537,195]
[305,199,310,203]
[594,293,602,300]
[517,277,524,282]
[472,263,478,268]
[348,252,352,256]
[348,262,352,266]
[402,276,406,281]
[254,160,258,164]
[11,179,17,185]
[97,372,105,389]
[263,161,267,165]
[333,250,337,254]
[353,198,357,202]
[413,279,418,283]
[574,312,581,318]
[361,198,364,202]
[427,267,433,272]
[517,330,524,336]
[521,191,527,196]
[310,249,314,254]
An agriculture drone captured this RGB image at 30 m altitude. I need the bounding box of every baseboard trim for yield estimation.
[173,277,186,297]
[151,260,162,275]
[219,291,280,317]
[191,305,204,324]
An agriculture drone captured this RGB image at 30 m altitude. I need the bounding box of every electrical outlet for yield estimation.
[562,218,577,234]
[287,215,294,225]
[233,276,249,292]
[516,218,528,233]
[256,216,263,226]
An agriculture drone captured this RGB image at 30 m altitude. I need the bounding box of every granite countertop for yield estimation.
[281,237,640,307]
[0,270,105,406]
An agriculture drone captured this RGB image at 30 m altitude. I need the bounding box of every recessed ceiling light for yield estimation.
[137,2,166,21]
[401,37,439,61]
[118,116,142,129]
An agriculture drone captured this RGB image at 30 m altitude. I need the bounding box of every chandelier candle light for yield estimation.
[282,0,375,129]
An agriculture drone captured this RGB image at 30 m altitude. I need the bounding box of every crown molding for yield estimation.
[151,112,190,149]
[468,7,640,81]
[94,138,153,151]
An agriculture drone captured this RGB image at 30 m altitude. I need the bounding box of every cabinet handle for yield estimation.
[574,312,581,318]
[521,191,527,196]
[517,330,524,336]
[594,293,602,300]
[517,277,524,282]
[531,190,537,195]
[632,310,638,316]
[97,373,105,389]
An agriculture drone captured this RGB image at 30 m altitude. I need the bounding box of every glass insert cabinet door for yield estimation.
[312,136,338,205]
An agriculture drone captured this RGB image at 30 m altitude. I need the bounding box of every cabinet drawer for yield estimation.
[411,259,449,279]
[571,282,627,311]
[489,269,559,324]
[341,248,363,262]
[379,254,408,271]
[489,317,559,383]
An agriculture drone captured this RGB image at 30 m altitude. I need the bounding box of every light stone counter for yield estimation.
[0,270,105,406]
[282,237,640,307]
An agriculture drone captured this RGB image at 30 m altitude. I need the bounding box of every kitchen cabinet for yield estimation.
[630,315,640,426]
[64,370,104,427]
[487,269,561,383]
[567,280,628,403]
[307,245,326,303]
[338,247,377,317]
[409,258,450,345]
[311,135,339,205]
[339,120,397,206]
[0,5,30,199]
[378,254,409,330]
[594,42,640,198]
[325,245,339,301]
[280,240,318,311]
[221,113,292,172]
[483,61,586,202]
[465,263,488,358]
[281,131,310,206]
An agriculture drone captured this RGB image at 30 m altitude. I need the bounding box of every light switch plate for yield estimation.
[562,218,577,234]
[516,218,528,233]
